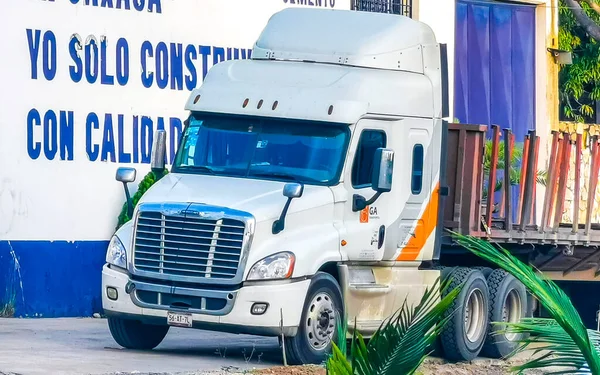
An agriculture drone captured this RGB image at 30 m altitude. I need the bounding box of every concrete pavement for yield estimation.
[0,318,282,375]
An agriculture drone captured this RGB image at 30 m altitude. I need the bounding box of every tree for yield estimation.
[563,0,600,42]
[559,0,600,122]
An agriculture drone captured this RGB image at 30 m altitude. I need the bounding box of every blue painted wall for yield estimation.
[455,0,537,221]
[454,0,536,142]
[0,241,108,317]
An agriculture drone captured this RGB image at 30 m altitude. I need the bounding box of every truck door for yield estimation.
[340,119,397,262]
[395,121,434,262]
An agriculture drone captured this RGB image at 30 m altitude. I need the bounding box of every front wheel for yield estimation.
[284,272,344,365]
[108,317,169,350]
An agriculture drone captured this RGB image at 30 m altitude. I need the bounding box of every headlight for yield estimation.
[247,252,295,281]
[106,235,127,269]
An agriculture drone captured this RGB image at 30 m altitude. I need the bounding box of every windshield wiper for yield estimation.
[250,172,301,181]
[250,172,322,183]
[178,165,216,174]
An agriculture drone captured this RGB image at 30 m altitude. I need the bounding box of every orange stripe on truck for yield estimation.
[396,182,440,261]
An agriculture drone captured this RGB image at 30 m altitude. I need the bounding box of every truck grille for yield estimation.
[132,211,246,280]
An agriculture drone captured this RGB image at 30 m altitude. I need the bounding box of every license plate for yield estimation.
[167,311,192,328]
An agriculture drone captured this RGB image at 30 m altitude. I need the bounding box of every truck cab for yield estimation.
[101,7,472,365]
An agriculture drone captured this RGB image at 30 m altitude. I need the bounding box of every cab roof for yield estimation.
[184,8,440,123]
[251,7,438,74]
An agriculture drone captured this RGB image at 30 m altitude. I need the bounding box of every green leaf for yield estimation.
[363,278,462,375]
[115,168,169,231]
[449,231,600,374]
[326,276,463,375]
[327,344,353,375]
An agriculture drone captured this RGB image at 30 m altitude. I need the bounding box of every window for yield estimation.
[352,0,413,18]
[411,144,424,194]
[172,113,350,186]
[351,130,387,188]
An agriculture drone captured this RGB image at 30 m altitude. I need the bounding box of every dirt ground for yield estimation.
[251,357,547,375]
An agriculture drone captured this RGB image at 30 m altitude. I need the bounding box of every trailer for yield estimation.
[443,123,600,274]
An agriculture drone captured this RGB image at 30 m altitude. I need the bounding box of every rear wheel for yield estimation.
[107,317,169,350]
[440,267,490,362]
[481,269,528,358]
[473,266,494,278]
[284,272,343,365]
[526,292,537,318]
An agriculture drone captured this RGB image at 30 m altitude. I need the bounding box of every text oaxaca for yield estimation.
[51,0,163,13]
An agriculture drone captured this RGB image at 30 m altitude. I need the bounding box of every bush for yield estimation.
[115,168,168,231]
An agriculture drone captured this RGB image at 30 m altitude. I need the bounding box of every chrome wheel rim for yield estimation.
[305,292,336,351]
[503,289,523,341]
[464,288,485,343]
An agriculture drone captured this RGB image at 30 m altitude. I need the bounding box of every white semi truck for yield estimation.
[101,7,600,365]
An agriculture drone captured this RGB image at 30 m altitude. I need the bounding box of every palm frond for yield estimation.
[450,231,600,374]
[328,313,351,374]
[498,318,591,374]
[335,310,348,357]
[328,343,353,375]
[327,276,463,375]
[481,140,548,198]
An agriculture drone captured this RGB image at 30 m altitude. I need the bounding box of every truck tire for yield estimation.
[526,292,537,318]
[440,267,489,362]
[107,317,169,350]
[284,272,343,365]
[481,269,527,359]
[473,266,494,278]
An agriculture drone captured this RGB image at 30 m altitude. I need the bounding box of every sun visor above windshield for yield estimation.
[185,87,368,125]
[185,59,436,121]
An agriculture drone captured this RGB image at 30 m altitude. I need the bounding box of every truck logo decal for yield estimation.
[360,206,369,223]
[369,206,379,219]
[181,209,208,218]
[370,229,378,246]
[397,182,440,261]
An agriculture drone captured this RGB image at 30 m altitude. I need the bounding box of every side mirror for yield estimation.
[151,129,167,178]
[273,183,305,234]
[352,148,394,212]
[283,182,304,199]
[115,167,137,218]
[371,148,394,193]
[116,167,136,183]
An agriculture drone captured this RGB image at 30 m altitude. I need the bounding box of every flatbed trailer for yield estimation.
[443,123,600,279]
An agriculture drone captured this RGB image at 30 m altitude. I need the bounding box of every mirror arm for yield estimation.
[122,182,134,218]
[273,197,294,235]
[352,192,382,212]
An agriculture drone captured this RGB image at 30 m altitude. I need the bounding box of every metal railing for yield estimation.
[352,0,413,18]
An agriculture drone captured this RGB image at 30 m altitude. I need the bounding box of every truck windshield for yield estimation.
[172,113,350,185]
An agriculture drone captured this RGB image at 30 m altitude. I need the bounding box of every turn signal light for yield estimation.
[251,303,269,315]
[107,287,118,301]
